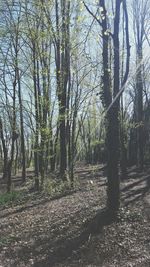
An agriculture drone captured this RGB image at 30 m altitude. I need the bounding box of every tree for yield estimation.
[132,0,150,170]
[84,0,130,212]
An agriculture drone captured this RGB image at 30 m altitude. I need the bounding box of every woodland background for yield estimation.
[0,1,150,266]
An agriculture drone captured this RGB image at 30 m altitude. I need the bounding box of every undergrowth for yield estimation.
[43,175,80,196]
[0,175,80,208]
[0,191,22,206]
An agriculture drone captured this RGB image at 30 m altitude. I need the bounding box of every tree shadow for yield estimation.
[0,189,77,220]
[121,175,150,205]
[31,209,116,267]
[8,208,115,267]
[121,175,149,193]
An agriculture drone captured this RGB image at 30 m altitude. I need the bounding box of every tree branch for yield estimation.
[122,0,130,87]
[83,1,102,27]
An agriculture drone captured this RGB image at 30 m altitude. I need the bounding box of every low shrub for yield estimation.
[0,191,22,206]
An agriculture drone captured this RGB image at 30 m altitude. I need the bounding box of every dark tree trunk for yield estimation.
[7,77,17,192]
[136,48,144,170]
[17,68,26,182]
[0,117,8,180]
[107,0,121,211]
[107,110,120,211]
[33,43,39,191]
[100,0,120,212]
[59,106,67,179]
[55,0,70,180]
[14,140,19,175]
[52,125,59,172]
[84,0,130,213]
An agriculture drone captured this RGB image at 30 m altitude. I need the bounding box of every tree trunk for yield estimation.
[136,48,144,170]
[0,117,8,180]
[17,68,26,182]
[107,0,121,211]
[33,42,39,191]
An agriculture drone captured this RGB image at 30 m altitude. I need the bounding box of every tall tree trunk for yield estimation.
[0,117,8,180]
[33,43,39,191]
[55,0,70,179]
[107,0,121,211]
[7,77,17,192]
[17,68,26,182]
[136,47,144,170]
[132,0,148,170]
[99,0,120,212]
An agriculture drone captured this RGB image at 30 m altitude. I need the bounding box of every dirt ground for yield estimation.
[0,165,150,267]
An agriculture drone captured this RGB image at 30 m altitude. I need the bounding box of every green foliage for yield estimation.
[0,191,22,206]
[44,178,71,195]
[91,139,104,147]
[43,175,79,196]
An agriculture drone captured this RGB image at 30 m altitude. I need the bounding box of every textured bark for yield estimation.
[55,0,70,179]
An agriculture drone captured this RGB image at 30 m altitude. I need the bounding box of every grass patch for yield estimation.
[0,191,22,206]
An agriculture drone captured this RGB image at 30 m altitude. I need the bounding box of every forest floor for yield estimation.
[0,164,150,267]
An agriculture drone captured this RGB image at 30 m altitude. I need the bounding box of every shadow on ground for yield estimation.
[121,175,150,205]
[30,209,116,267]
